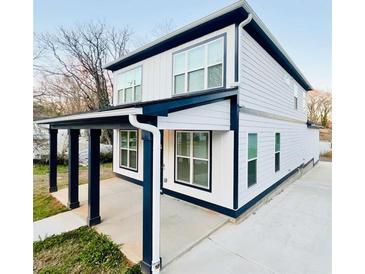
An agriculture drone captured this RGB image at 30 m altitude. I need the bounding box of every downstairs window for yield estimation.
[247,133,258,187]
[120,130,138,171]
[275,133,281,172]
[175,131,211,190]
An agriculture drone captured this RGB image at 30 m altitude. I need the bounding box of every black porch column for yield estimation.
[87,129,101,226]
[49,128,58,193]
[68,129,80,209]
[140,130,154,274]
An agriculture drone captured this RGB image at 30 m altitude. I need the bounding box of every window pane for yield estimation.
[173,53,185,75]
[188,46,205,71]
[118,89,124,104]
[177,132,190,156]
[207,39,223,65]
[177,157,190,182]
[135,85,142,101]
[117,73,126,90]
[188,69,204,91]
[207,64,222,88]
[125,87,133,103]
[193,159,208,187]
[247,159,257,187]
[121,149,128,166]
[248,133,257,160]
[193,132,208,159]
[294,97,298,109]
[174,74,185,94]
[129,131,137,150]
[275,133,280,152]
[134,67,142,86]
[120,131,128,148]
[275,152,280,172]
[129,150,137,169]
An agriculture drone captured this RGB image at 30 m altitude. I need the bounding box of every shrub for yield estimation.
[100,151,113,163]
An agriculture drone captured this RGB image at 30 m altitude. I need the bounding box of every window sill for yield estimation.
[174,180,211,192]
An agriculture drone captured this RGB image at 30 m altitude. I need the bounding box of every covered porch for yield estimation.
[51,176,227,265]
[35,88,237,274]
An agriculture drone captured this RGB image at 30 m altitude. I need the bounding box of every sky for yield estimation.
[34,0,332,90]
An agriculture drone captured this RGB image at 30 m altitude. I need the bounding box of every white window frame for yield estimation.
[117,66,142,105]
[172,36,225,95]
[175,131,211,190]
[275,133,280,172]
[247,133,258,188]
[119,130,138,171]
[293,84,299,110]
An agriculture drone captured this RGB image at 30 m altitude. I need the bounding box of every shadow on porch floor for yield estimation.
[52,177,228,265]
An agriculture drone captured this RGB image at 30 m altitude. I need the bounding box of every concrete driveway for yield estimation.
[52,177,227,265]
[162,161,332,274]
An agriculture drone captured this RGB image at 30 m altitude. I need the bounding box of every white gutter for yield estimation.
[128,114,161,274]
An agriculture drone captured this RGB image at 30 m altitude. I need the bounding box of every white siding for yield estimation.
[238,113,319,207]
[112,25,236,105]
[239,29,307,121]
[157,100,230,130]
[162,130,234,209]
[113,129,144,181]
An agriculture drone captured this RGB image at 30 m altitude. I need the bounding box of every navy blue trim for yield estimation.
[173,130,213,193]
[234,23,239,82]
[160,129,164,191]
[231,96,239,209]
[105,8,246,72]
[87,129,101,226]
[314,159,320,166]
[143,88,237,116]
[142,129,153,267]
[49,128,58,193]
[164,158,315,219]
[162,188,236,217]
[68,129,80,209]
[114,172,143,186]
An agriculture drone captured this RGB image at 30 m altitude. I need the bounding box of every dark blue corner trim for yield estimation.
[230,96,239,209]
[114,172,143,186]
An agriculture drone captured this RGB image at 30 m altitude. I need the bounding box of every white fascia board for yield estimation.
[35,107,143,124]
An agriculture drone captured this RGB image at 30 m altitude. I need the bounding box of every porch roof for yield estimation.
[35,87,238,129]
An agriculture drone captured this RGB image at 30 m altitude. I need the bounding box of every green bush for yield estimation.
[100,151,113,163]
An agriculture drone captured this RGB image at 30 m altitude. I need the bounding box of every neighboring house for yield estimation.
[36,1,320,273]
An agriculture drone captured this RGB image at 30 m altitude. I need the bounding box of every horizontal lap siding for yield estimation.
[157,100,231,130]
[239,29,307,122]
[238,113,315,207]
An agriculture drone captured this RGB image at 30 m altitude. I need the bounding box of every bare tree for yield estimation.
[35,22,131,111]
[307,90,332,128]
[34,22,132,143]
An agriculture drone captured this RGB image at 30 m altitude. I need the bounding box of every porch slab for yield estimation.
[52,177,228,265]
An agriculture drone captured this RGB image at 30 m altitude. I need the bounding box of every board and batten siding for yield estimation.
[157,100,230,130]
[112,25,236,106]
[162,130,234,209]
[239,29,307,122]
[238,113,319,207]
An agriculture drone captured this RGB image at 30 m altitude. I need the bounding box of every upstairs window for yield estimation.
[275,133,280,172]
[294,84,298,110]
[120,130,138,171]
[247,133,258,187]
[117,67,142,104]
[173,36,224,94]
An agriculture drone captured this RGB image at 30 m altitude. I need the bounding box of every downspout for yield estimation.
[129,114,161,274]
[237,13,253,85]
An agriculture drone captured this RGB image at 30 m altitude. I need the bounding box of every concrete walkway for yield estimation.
[33,211,86,241]
[51,178,228,265]
[162,161,332,274]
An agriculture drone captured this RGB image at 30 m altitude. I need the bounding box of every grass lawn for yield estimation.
[33,163,113,221]
[34,226,141,274]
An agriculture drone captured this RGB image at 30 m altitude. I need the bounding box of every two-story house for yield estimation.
[37,1,320,273]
